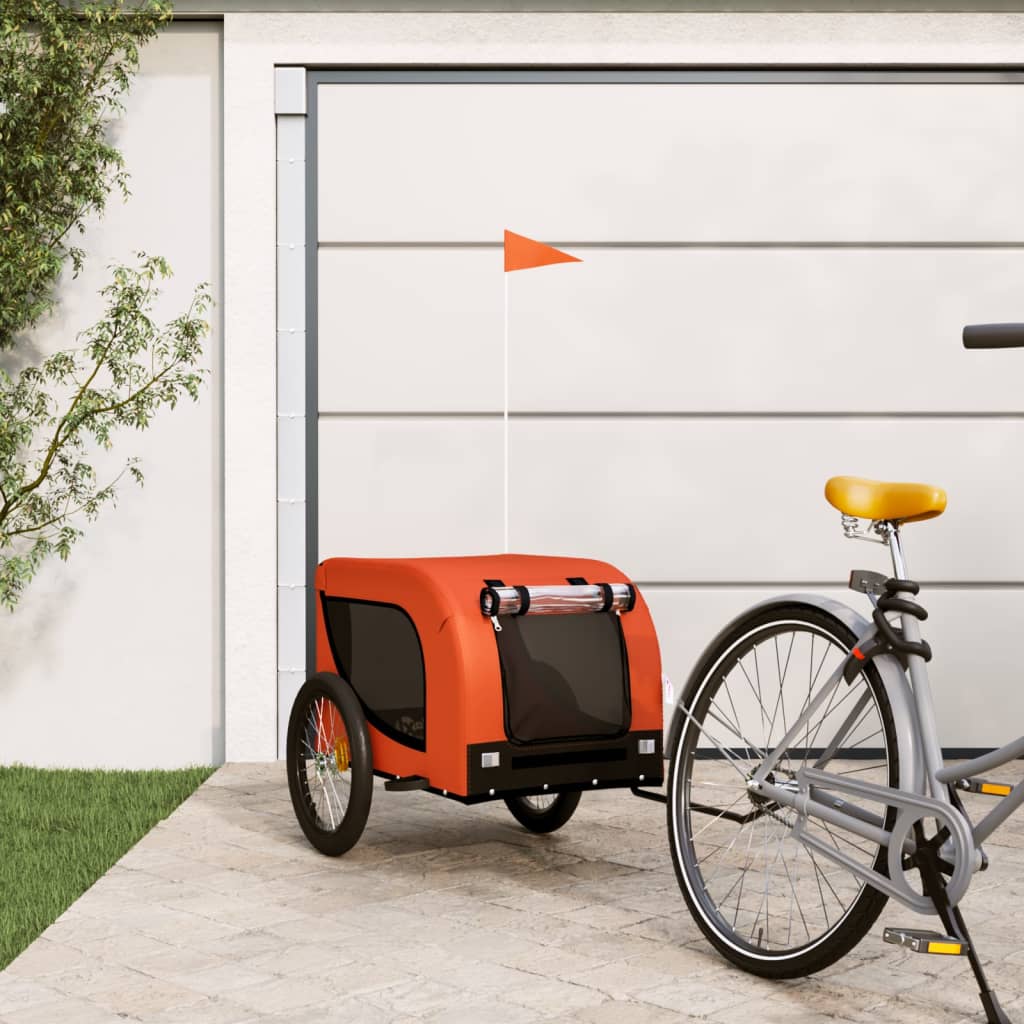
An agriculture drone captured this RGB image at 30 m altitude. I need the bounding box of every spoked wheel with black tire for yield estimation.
[668,603,899,978]
[504,791,581,834]
[287,673,373,856]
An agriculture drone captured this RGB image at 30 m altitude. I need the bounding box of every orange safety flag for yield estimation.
[504,230,581,273]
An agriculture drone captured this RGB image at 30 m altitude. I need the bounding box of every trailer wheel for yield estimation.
[287,673,373,856]
[504,791,580,834]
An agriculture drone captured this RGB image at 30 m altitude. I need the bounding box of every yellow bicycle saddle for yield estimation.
[825,476,947,524]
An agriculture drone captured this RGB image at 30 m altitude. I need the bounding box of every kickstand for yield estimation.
[914,824,1012,1024]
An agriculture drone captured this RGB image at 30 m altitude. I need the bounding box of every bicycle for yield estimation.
[665,322,1024,1024]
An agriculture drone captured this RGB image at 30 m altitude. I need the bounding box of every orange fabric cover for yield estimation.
[315,554,661,797]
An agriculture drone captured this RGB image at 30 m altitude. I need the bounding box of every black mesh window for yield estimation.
[322,597,426,750]
[496,613,630,744]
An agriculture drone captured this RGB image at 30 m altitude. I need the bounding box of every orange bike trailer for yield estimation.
[286,554,662,855]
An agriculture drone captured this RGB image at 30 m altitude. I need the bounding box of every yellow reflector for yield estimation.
[334,738,350,773]
[980,783,1012,797]
[927,942,962,955]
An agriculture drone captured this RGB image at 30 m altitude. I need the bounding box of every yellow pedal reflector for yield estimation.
[883,927,968,955]
[980,783,1012,797]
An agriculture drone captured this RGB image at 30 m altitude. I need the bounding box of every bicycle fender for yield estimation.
[665,593,923,796]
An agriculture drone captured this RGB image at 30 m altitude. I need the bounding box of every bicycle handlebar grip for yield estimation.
[963,323,1024,349]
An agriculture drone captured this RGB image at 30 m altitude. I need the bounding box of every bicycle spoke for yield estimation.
[671,616,893,962]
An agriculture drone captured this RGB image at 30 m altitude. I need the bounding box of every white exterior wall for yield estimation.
[0,24,223,769]
[225,13,1024,761]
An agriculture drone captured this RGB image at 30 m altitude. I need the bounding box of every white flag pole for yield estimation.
[503,272,510,554]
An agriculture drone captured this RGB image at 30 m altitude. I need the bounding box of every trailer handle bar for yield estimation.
[480,583,636,618]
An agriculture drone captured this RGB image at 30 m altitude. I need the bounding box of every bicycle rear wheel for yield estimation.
[668,603,899,978]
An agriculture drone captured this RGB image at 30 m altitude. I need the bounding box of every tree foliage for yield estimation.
[0,257,210,610]
[0,0,171,351]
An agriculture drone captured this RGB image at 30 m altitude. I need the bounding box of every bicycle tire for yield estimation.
[667,602,899,978]
[504,791,581,833]
[287,673,373,856]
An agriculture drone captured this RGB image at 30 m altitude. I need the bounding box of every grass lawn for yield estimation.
[0,764,215,971]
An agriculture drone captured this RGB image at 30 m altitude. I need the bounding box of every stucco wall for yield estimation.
[0,23,223,769]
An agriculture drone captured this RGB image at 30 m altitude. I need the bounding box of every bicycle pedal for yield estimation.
[883,928,968,956]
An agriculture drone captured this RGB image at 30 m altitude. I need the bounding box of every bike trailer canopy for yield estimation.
[314,554,663,801]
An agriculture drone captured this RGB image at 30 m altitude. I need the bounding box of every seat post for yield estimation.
[883,522,909,580]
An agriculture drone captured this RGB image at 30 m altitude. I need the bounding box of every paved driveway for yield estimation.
[2,762,1024,1023]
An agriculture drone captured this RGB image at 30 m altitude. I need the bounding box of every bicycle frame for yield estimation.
[717,523,1024,913]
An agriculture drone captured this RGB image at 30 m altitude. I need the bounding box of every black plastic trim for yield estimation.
[465,731,662,798]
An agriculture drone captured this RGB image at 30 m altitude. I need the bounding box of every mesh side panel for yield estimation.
[496,612,629,744]
[323,597,425,748]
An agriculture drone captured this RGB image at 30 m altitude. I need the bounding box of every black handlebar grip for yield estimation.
[963,323,1024,349]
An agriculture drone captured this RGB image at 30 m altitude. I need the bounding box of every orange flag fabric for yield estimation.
[504,230,581,273]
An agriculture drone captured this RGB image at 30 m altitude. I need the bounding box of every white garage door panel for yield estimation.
[317,418,503,558]
[647,587,1024,749]
[318,246,1024,413]
[510,418,1024,582]
[318,84,1024,243]
[318,247,503,413]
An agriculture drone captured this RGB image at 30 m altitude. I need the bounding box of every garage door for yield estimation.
[296,69,1024,753]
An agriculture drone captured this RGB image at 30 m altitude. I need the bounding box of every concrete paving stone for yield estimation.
[125,852,237,883]
[557,859,642,882]
[164,892,306,931]
[89,971,208,1017]
[502,947,609,979]
[225,973,351,1015]
[405,958,542,995]
[706,992,844,1024]
[148,929,275,967]
[553,902,655,932]
[491,914,611,951]
[0,994,126,1024]
[239,942,356,980]
[362,977,466,1017]
[620,941,731,979]
[72,931,186,971]
[131,943,230,980]
[0,977,62,1014]
[554,929,662,965]
[491,891,593,917]
[42,961,142,997]
[265,914,354,946]
[1,939,92,980]
[8,761,1024,1023]
[635,974,757,1017]
[173,962,280,997]
[419,996,543,1024]
[620,910,698,945]
[262,998,394,1024]
[565,961,678,999]
[502,976,611,1017]
[569,998,690,1024]
[142,995,262,1023]
[114,903,248,949]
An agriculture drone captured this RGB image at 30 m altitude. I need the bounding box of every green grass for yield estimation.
[0,764,216,970]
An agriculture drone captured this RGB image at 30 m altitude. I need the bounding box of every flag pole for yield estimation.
[503,272,509,554]
[501,230,580,555]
